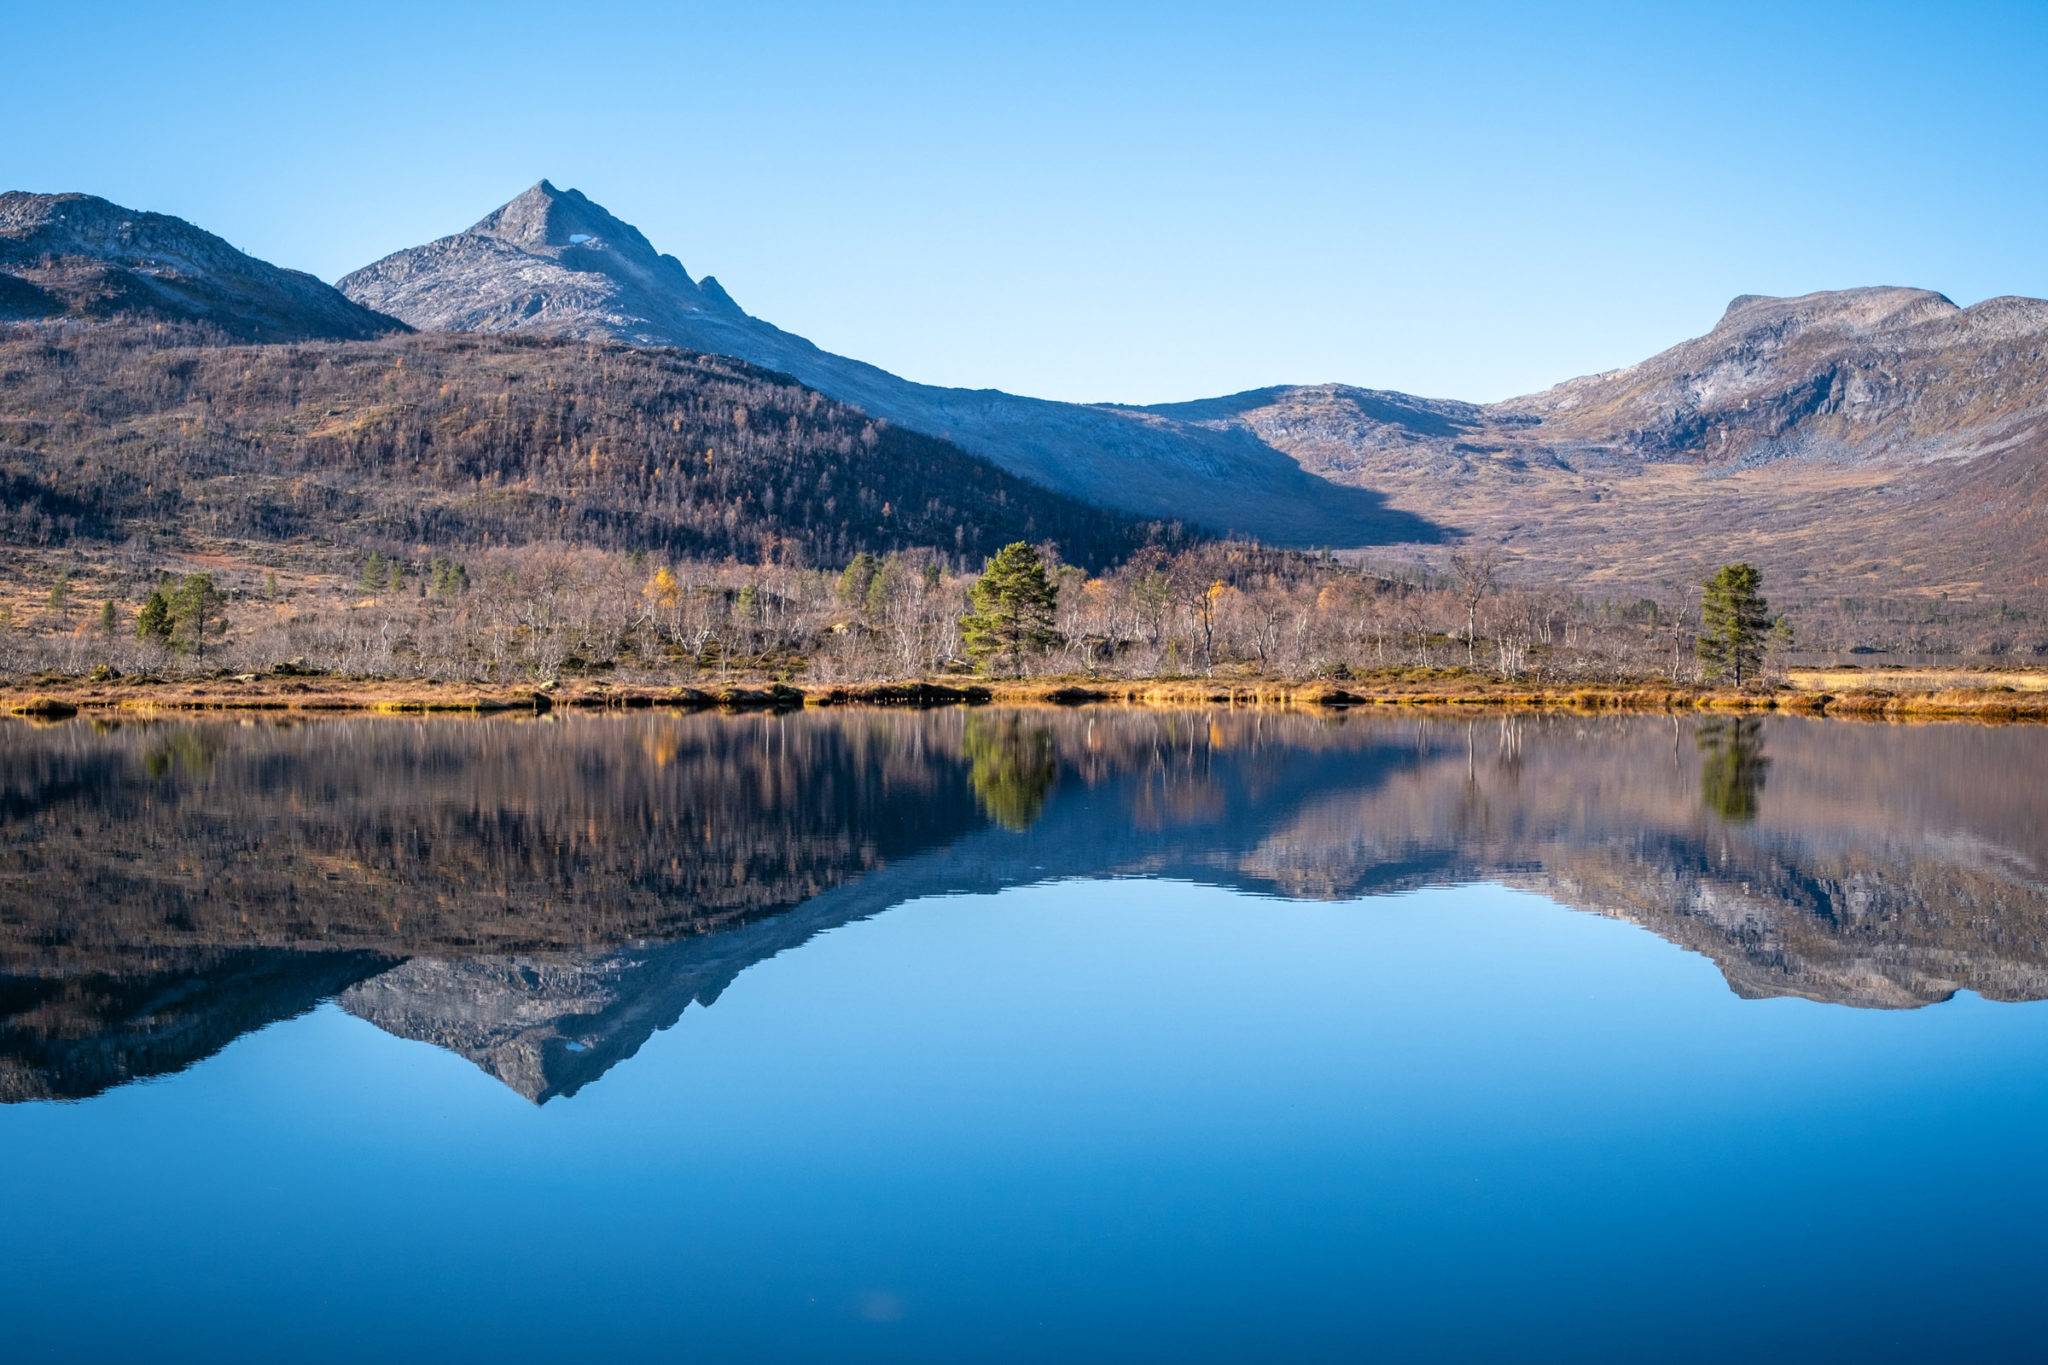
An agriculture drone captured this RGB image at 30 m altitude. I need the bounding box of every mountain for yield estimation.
[0,950,395,1102]
[1149,288,2048,596]
[338,182,1441,548]
[0,191,404,342]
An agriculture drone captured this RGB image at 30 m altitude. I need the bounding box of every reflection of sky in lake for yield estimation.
[5,878,2045,1363]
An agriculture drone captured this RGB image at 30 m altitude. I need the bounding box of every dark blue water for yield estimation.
[2,711,2045,1361]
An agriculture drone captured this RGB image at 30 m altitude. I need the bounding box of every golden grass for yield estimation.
[1788,667,2048,693]
[3,671,2046,723]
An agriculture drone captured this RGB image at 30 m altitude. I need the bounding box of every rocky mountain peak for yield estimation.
[340,180,727,348]
[0,189,402,341]
[4,190,252,267]
[333,182,1441,545]
[467,179,663,262]
[1712,286,1961,342]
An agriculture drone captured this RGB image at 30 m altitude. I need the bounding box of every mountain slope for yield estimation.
[1148,288,2048,597]
[0,191,404,342]
[0,324,1160,571]
[339,182,1443,547]
[1506,286,2048,462]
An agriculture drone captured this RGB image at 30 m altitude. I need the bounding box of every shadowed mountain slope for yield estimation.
[0,323,1160,570]
[0,192,404,342]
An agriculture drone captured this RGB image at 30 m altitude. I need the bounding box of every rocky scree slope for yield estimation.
[0,191,404,342]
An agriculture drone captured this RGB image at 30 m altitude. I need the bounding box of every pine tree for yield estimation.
[169,574,224,660]
[961,542,1059,676]
[99,599,118,636]
[136,587,173,647]
[429,558,469,598]
[864,561,892,620]
[1696,562,1771,685]
[836,553,880,608]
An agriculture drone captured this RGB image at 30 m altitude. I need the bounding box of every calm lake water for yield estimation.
[3,708,2046,1362]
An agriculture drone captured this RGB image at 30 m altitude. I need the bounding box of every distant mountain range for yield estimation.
[7,181,2048,592]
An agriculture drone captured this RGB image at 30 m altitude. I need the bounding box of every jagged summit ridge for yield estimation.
[468,180,668,260]
[338,180,730,343]
[1497,284,2048,435]
[0,190,403,341]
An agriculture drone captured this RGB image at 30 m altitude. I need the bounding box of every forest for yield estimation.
[0,322,1167,570]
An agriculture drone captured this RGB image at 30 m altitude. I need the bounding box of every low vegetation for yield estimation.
[0,529,1966,704]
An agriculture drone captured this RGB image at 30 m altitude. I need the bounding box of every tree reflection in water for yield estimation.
[1697,717,1770,823]
[963,713,1057,831]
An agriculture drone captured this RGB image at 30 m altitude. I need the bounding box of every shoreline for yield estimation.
[6,668,2048,722]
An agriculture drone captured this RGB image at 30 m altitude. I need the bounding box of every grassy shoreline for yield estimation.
[7,667,2048,722]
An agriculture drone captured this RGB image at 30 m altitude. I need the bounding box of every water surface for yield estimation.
[2,709,2044,1361]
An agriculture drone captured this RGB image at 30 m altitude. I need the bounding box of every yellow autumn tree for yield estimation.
[643,566,680,611]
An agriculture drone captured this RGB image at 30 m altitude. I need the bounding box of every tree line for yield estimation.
[0,531,1801,689]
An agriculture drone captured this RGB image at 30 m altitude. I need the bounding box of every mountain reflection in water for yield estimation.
[3,709,2043,1103]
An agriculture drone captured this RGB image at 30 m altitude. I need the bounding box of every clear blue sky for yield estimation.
[10,1,2046,404]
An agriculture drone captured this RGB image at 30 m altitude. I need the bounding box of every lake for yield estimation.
[3,708,2045,1362]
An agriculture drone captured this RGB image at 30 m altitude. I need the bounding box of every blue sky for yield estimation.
[10,0,2046,404]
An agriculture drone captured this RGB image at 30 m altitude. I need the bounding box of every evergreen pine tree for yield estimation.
[136,587,173,647]
[169,574,224,660]
[1696,562,1771,685]
[961,542,1059,676]
[836,553,880,608]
